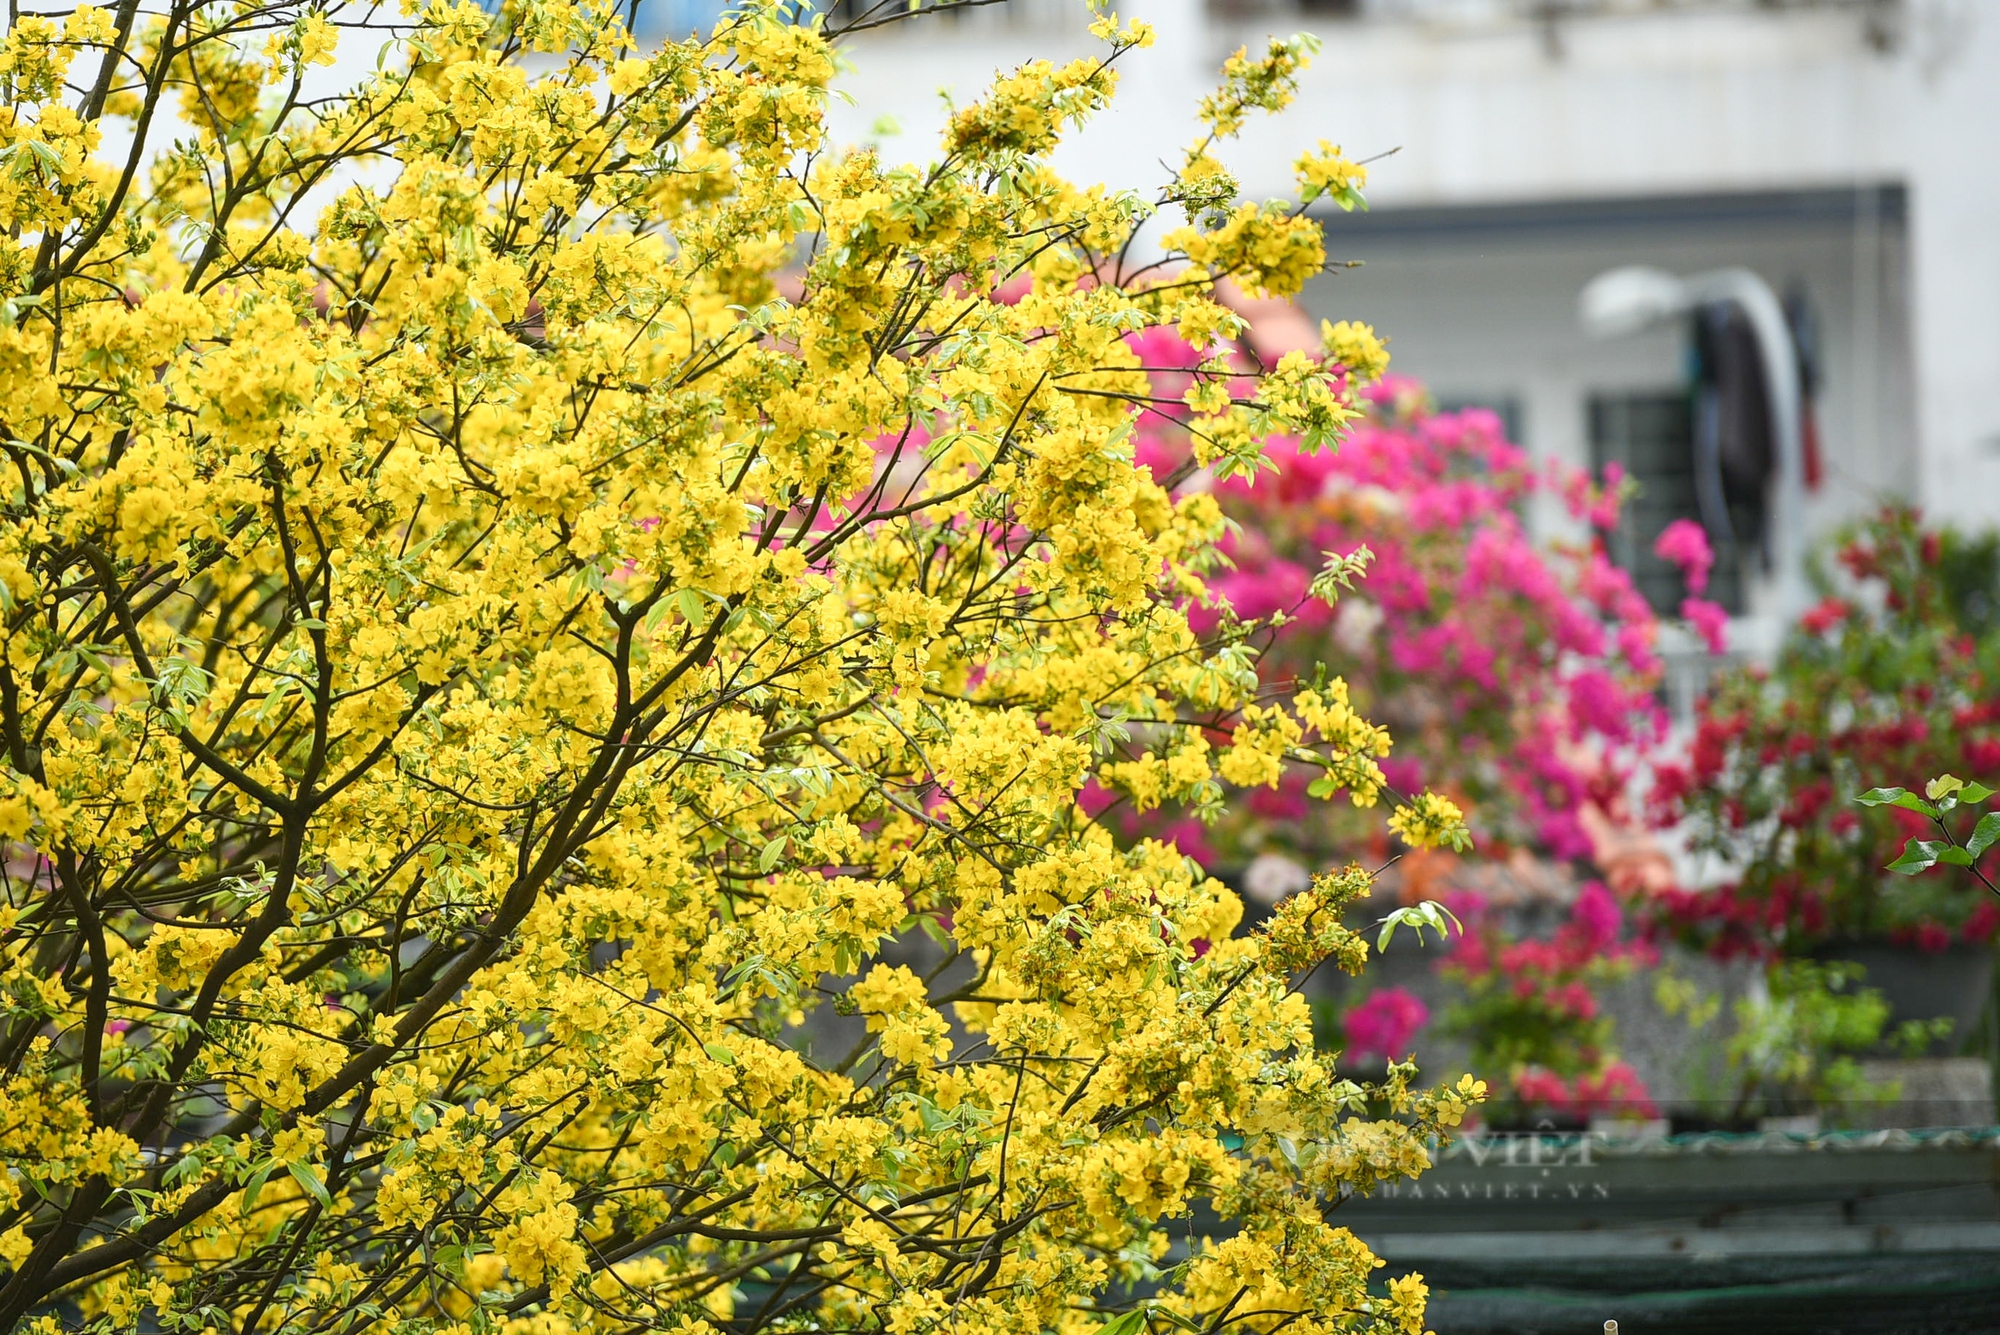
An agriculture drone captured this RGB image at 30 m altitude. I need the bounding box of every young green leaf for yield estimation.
[239,1160,277,1217]
[1375,900,1464,952]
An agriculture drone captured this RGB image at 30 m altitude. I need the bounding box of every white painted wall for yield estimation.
[828,0,2000,534]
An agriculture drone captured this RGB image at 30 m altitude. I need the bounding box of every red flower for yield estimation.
[1963,737,2000,774]
[1837,540,1876,579]
[1779,781,1832,829]
[1574,1061,1659,1119]
[1799,596,1850,635]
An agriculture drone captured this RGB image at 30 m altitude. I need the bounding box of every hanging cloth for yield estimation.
[1690,301,1776,569]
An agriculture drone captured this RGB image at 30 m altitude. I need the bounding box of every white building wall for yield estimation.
[828,0,2000,532]
[1898,2,2000,534]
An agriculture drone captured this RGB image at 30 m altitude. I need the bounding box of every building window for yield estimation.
[1588,392,1747,616]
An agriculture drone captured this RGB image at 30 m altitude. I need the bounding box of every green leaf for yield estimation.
[431,1243,468,1278]
[1957,780,1996,806]
[286,1161,331,1209]
[758,835,787,872]
[162,1147,206,1188]
[1967,812,2000,860]
[703,1042,737,1065]
[24,140,67,174]
[239,1160,276,1216]
[1374,900,1464,952]
[1887,839,1950,875]
[1308,545,1373,606]
[1855,787,1938,818]
[1096,1311,1148,1335]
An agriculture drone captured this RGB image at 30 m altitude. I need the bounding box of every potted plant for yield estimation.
[1650,507,2000,1050]
[1658,957,1945,1130]
[1438,880,1658,1129]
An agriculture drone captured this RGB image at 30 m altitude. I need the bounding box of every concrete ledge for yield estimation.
[1369,1222,2000,1261]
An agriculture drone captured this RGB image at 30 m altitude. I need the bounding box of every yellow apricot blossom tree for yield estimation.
[0,0,1480,1329]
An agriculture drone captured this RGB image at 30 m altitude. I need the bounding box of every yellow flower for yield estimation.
[0,1226,32,1271]
[1387,1271,1431,1334]
[297,13,339,65]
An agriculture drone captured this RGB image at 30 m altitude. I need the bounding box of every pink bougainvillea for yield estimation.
[1119,351,1669,865]
[1440,880,1659,1122]
[1653,518,1715,595]
[1111,321,1669,1120]
[1681,597,1731,655]
[1343,987,1432,1063]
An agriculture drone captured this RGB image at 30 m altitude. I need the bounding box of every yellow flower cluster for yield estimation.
[1167,202,1326,300]
[1297,678,1394,807]
[1389,792,1474,851]
[1323,318,1393,383]
[0,2,1477,1333]
[1296,139,1370,211]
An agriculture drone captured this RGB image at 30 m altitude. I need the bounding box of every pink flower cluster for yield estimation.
[1653,519,1714,594]
[1650,517,1730,654]
[1443,881,1660,1119]
[1513,1061,1658,1120]
[1123,333,1669,862]
[1118,325,1673,1119]
[1681,597,1730,655]
[1342,987,1431,1063]
[1447,882,1653,987]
